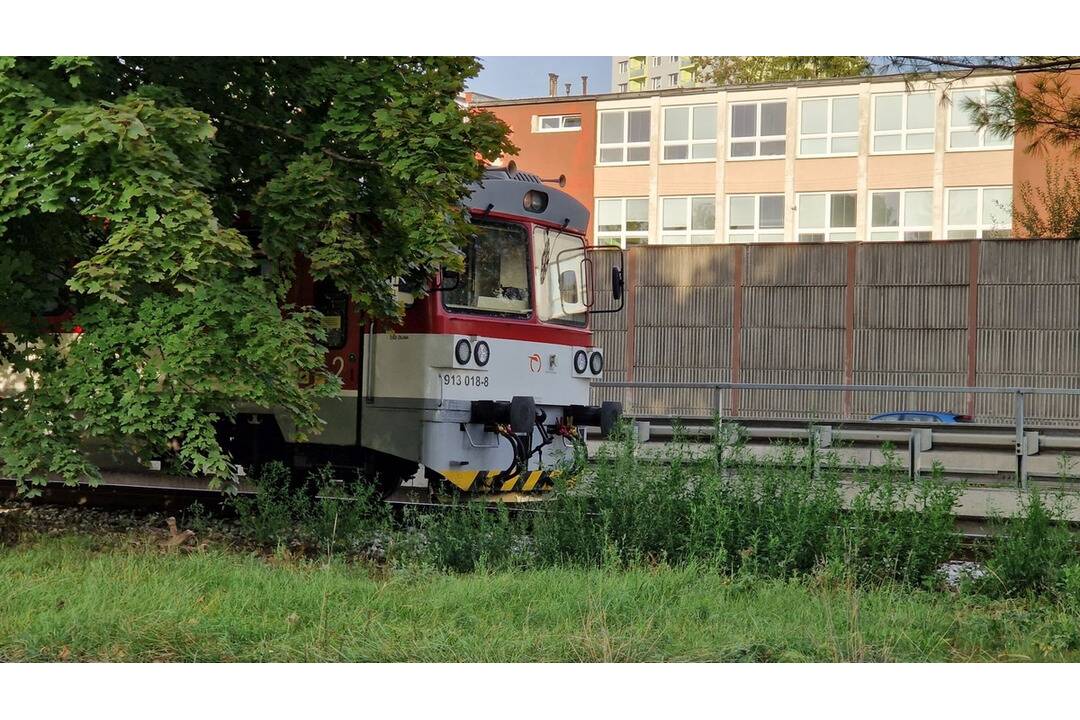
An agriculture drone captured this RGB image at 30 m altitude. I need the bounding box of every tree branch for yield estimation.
[892,56,1080,74]
[216,113,372,167]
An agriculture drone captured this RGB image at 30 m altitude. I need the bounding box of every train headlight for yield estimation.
[454,338,472,365]
[589,351,604,375]
[523,189,548,213]
[573,349,589,375]
[474,340,490,367]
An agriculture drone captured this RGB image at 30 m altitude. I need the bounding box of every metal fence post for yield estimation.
[1015,390,1027,490]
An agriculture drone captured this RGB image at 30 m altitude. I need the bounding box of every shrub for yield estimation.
[978,489,1077,597]
[229,462,390,555]
[832,457,962,587]
[410,501,525,573]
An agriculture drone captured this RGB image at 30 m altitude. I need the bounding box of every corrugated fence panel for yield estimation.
[620,245,736,415]
[591,239,1080,425]
[857,241,970,286]
[738,244,847,417]
[976,240,1080,424]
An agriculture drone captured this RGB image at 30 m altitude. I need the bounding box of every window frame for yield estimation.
[660,195,717,244]
[795,191,858,242]
[870,91,937,156]
[618,61,628,74]
[668,73,678,87]
[617,83,627,93]
[797,96,859,158]
[661,104,717,163]
[947,87,1014,152]
[534,114,583,133]
[867,189,933,242]
[945,186,1013,239]
[441,219,534,319]
[597,108,652,166]
[595,197,650,248]
[726,193,786,243]
[727,100,787,161]
[651,77,662,90]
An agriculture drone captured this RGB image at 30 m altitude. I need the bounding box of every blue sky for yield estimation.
[468,56,613,100]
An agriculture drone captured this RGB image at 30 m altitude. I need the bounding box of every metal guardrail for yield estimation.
[592,381,1080,489]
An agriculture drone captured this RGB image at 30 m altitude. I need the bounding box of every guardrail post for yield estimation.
[1015,391,1027,490]
[908,428,932,481]
[808,425,832,482]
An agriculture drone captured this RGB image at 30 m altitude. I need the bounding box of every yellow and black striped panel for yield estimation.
[439,469,556,493]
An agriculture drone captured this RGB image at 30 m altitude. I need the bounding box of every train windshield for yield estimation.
[443,221,531,316]
[533,226,587,326]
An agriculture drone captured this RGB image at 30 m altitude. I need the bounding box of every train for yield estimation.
[217,164,624,496]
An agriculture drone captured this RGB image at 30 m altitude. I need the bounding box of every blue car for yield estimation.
[870,411,973,424]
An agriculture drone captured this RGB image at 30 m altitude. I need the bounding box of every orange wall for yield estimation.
[1012,71,1080,236]
[482,99,597,238]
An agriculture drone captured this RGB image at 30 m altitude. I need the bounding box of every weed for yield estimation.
[978,488,1077,598]
[229,463,390,555]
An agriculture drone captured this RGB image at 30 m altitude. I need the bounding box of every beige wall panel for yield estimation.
[794,157,859,192]
[943,150,1013,187]
[866,154,934,189]
[594,164,651,197]
[723,159,785,193]
[656,162,716,196]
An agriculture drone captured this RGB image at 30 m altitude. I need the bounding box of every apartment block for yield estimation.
[481,71,1038,246]
[612,56,697,94]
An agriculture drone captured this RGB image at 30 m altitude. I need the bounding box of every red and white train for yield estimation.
[220,165,624,496]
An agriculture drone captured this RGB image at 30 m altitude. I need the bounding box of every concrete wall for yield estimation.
[591,238,1080,425]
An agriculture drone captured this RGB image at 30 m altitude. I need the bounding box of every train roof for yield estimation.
[464,166,590,235]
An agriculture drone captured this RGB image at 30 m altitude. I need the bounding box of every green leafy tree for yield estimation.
[0,56,513,493]
[689,56,870,86]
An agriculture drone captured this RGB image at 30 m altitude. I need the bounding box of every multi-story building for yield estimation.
[612,56,697,94]
[479,70,1054,246]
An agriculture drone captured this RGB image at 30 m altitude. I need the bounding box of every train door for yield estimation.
[313,280,361,392]
[295,280,362,448]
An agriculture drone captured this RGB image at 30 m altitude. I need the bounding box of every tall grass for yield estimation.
[223,423,1079,598]
[531,421,959,586]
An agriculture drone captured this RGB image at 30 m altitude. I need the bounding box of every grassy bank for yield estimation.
[4,535,1080,662]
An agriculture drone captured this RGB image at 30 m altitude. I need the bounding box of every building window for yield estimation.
[661,196,716,244]
[618,83,628,93]
[946,186,1013,238]
[598,109,651,164]
[618,61,628,74]
[653,57,663,66]
[948,87,1013,150]
[668,73,678,87]
[651,77,662,90]
[535,114,582,133]
[872,92,935,153]
[869,189,932,241]
[727,194,785,242]
[662,104,716,161]
[796,192,857,242]
[799,96,858,156]
[729,101,786,159]
[596,197,650,247]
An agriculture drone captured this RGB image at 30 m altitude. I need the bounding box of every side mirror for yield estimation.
[611,266,624,302]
